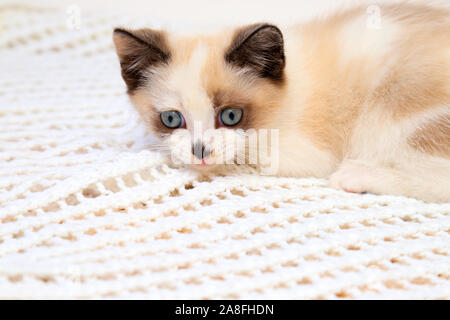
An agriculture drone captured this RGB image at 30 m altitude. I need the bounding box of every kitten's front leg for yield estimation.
[328,160,384,194]
[328,158,450,202]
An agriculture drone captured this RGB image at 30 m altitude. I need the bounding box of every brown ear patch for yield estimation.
[113,28,171,92]
[225,23,285,81]
[408,113,450,158]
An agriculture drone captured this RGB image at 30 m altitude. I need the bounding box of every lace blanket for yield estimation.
[0,3,449,299]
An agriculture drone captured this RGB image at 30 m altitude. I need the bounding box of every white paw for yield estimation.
[329,160,376,194]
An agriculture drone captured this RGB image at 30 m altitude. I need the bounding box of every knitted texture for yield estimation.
[0,4,449,299]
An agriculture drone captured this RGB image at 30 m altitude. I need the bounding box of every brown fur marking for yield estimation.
[225,23,285,81]
[113,28,171,92]
[409,113,450,158]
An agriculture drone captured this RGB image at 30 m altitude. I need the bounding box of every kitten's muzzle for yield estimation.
[192,141,211,160]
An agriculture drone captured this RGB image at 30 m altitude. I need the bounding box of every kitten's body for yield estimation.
[114,3,450,202]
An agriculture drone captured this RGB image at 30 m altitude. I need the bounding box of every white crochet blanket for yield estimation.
[0,3,449,299]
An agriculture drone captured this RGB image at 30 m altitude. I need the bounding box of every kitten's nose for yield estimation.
[192,141,211,160]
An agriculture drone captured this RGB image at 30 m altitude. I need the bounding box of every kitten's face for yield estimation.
[113,24,285,171]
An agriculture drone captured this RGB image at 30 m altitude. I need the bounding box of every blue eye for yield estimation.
[219,108,243,126]
[160,110,184,129]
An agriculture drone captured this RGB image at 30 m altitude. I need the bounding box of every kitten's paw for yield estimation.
[329,160,376,194]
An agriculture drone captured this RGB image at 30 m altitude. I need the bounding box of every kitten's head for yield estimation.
[113,23,285,171]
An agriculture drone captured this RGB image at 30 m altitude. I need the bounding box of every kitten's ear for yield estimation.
[113,28,171,91]
[225,23,285,81]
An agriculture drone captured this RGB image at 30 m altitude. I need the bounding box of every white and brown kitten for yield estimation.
[113,3,450,203]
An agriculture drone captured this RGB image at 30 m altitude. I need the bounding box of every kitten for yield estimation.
[113,3,450,203]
